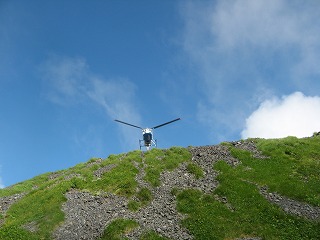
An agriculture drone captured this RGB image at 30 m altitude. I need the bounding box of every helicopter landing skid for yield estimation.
[139,139,157,151]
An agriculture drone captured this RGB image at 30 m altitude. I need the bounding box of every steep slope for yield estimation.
[1,136,320,240]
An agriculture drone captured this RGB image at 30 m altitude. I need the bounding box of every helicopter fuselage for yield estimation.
[142,128,153,146]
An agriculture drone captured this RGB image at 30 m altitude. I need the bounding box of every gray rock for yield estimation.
[0,192,26,227]
[260,186,320,221]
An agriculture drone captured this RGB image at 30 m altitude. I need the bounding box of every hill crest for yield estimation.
[1,137,320,239]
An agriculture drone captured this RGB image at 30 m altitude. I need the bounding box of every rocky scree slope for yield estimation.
[1,137,320,240]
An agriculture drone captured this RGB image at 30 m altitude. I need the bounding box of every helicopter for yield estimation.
[114,118,181,150]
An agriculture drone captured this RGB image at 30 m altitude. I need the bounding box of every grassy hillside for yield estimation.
[0,136,320,239]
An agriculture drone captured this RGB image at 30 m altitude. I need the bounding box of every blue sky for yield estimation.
[1,0,320,188]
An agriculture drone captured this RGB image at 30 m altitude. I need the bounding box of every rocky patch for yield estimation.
[93,164,117,178]
[22,221,38,233]
[53,144,242,240]
[53,190,128,240]
[232,140,269,159]
[0,193,26,226]
[260,186,320,221]
[5,140,317,239]
[189,145,241,167]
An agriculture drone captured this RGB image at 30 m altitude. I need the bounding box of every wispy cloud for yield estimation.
[212,1,302,49]
[87,77,142,149]
[41,56,89,105]
[87,77,140,121]
[40,55,141,150]
[242,92,320,139]
[180,0,320,140]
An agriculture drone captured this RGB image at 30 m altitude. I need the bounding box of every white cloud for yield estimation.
[241,92,320,139]
[180,0,320,139]
[212,0,300,49]
[210,0,320,81]
[40,55,141,150]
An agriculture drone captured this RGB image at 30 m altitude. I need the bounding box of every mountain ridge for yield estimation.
[1,136,320,239]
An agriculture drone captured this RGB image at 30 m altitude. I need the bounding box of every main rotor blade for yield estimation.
[114,119,142,129]
[152,118,181,129]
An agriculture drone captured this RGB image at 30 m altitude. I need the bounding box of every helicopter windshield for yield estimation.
[143,133,152,145]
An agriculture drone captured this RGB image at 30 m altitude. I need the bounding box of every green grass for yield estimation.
[0,225,40,240]
[0,172,54,197]
[127,200,140,212]
[177,184,320,239]
[128,188,153,212]
[63,153,140,197]
[234,137,320,206]
[140,231,169,240]
[144,147,191,186]
[100,222,169,240]
[0,146,190,239]
[1,137,319,239]
[0,152,139,240]
[125,150,143,163]
[99,218,138,240]
[87,161,139,196]
[136,188,152,203]
[186,163,204,179]
[176,136,320,239]
[4,181,71,239]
